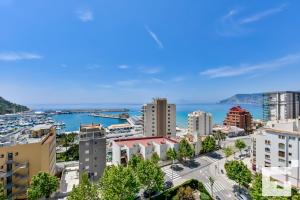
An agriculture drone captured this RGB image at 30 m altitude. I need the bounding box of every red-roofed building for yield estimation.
[223,106,253,133]
[112,136,179,165]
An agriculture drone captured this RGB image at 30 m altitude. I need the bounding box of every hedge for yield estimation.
[152,179,213,200]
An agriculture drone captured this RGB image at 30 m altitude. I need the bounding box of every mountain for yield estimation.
[0,96,29,114]
[219,93,263,105]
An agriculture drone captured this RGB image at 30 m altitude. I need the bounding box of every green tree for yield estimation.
[174,186,195,200]
[68,173,100,200]
[235,139,246,156]
[137,159,164,197]
[128,154,143,171]
[213,130,226,147]
[224,160,251,191]
[201,136,216,153]
[223,146,234,161]
[0,183,5,200]
[166,148,177,164]
[178,139,194,161]
[100,165,140,200]
[27,172,59,200]
[151,152,160,164]
[249,174,268,200]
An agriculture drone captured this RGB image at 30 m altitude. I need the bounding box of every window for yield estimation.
[0,154,4,158]
[289,136,295,140]
[289,144,292,148]
[279,158,285,163]
[265,155,270,160]
[278,135,285,139]
[15,152,18,156]
[85,166,89,170]
[265,140,271,145]
[85,158,89,162]
[278,151,285,157]
[94,142,97,145]
[265,147,270,153]
[289,152,292,156]
[85,150,89,154]
[278,143,285,149]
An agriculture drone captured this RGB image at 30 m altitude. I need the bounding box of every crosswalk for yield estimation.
[204,181,226,194]
[162,167,181,181]
[201,156,220,163]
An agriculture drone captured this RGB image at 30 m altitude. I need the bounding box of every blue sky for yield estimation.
[1,0,300,105]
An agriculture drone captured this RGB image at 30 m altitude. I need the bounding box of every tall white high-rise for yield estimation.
[142,98,176,137]
[263,91,300,121]
[188,111,213,137]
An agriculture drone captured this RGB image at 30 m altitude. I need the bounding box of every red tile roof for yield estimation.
[113,136,178,148]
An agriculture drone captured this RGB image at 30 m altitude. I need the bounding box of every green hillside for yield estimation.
[0,96,29,114]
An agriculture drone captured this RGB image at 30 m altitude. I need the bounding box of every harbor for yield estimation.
[89,112,129,119]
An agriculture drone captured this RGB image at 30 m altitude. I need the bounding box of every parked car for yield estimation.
[215,196,221,200]
[164,181,173,190]
[235,193,248,200]
[143,190,157,198]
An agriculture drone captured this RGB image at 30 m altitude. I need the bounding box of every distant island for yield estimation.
[0,96,29,114]
[219,93,263,105]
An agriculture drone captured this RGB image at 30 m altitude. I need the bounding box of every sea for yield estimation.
[32,103,263,132]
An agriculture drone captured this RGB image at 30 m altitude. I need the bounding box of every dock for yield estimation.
[90,113,130,120]
[46,108,130,114]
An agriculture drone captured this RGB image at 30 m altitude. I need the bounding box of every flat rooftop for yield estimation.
[80,124,104,131]
[114,136,178,148]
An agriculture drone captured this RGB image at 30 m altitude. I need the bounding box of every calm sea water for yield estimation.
[45,104,263,132]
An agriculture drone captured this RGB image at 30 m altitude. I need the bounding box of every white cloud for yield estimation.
[217,4,287,36]
[96,84,114,89]
[118,65,129,69]
[239,4,287,24]
[172,76,186,82]
[76,9,93,22]
[145,26,164,49]
[200,53,300,78]
[116,80,139,87]
[0,52,42,61]
[140,66,161,74]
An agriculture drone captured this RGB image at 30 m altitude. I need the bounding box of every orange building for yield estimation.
[223,106,253,133]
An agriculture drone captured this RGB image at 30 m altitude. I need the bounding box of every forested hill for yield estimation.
[219,93,263,105]
[0,96,29,114]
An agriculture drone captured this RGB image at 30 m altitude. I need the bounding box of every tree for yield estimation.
[174,186,195,200]
[151,152,160,164]
[27,172,59,200]
[213,130,226,147]
[0,183,5,200]
[68,173,100,200]
[208,176,215,198]
[128,154,143,171]
[235,139,246,156]
[201,136,216,153]
[99,165,140,200]
[178,139,194,162]
[137,159,164,197]
[249,174,268,200]
[224,160,251,191]
[223,146,234,161]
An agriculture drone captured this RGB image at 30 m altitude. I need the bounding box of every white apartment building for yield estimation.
[112,136,179,165]
[188,111,213,137]
[142,98,176,137]
[252,118,300,188]
[263,91,300,121]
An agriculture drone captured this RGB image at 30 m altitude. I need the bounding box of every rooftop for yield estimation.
[80,124,104,132]
[114,136,178,148]
[30,124,53,131]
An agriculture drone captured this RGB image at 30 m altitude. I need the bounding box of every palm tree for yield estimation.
[209,176,215,198]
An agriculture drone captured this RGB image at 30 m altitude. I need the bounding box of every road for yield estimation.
[161,148,250,200]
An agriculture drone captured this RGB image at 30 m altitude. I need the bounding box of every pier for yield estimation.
[89,113,130,120]
[46,108,130,114]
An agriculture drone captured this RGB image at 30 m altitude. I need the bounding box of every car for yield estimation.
[235,193,248,200]
[164,181,173,190]
[215,195,221,200]
[143,190,157,198]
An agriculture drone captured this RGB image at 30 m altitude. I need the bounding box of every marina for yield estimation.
[89,112,129,119]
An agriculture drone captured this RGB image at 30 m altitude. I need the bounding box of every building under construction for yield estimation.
[263,91,300,121]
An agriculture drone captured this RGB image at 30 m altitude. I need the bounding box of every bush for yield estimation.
[199,192,211,200]
[152,179,212,200]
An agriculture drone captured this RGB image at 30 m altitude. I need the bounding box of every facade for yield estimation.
[142,98,176,137]
[188,111,212,137]
[263,91,300,121]
[0,124,56,199]
[223,106,253,133]
[112,136,179,165]
[79,124,106,182]
[252,118,300,188]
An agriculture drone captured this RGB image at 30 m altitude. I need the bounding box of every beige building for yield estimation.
[0,124,56,199]
[142,98,176,137]
[188,111,212,137]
